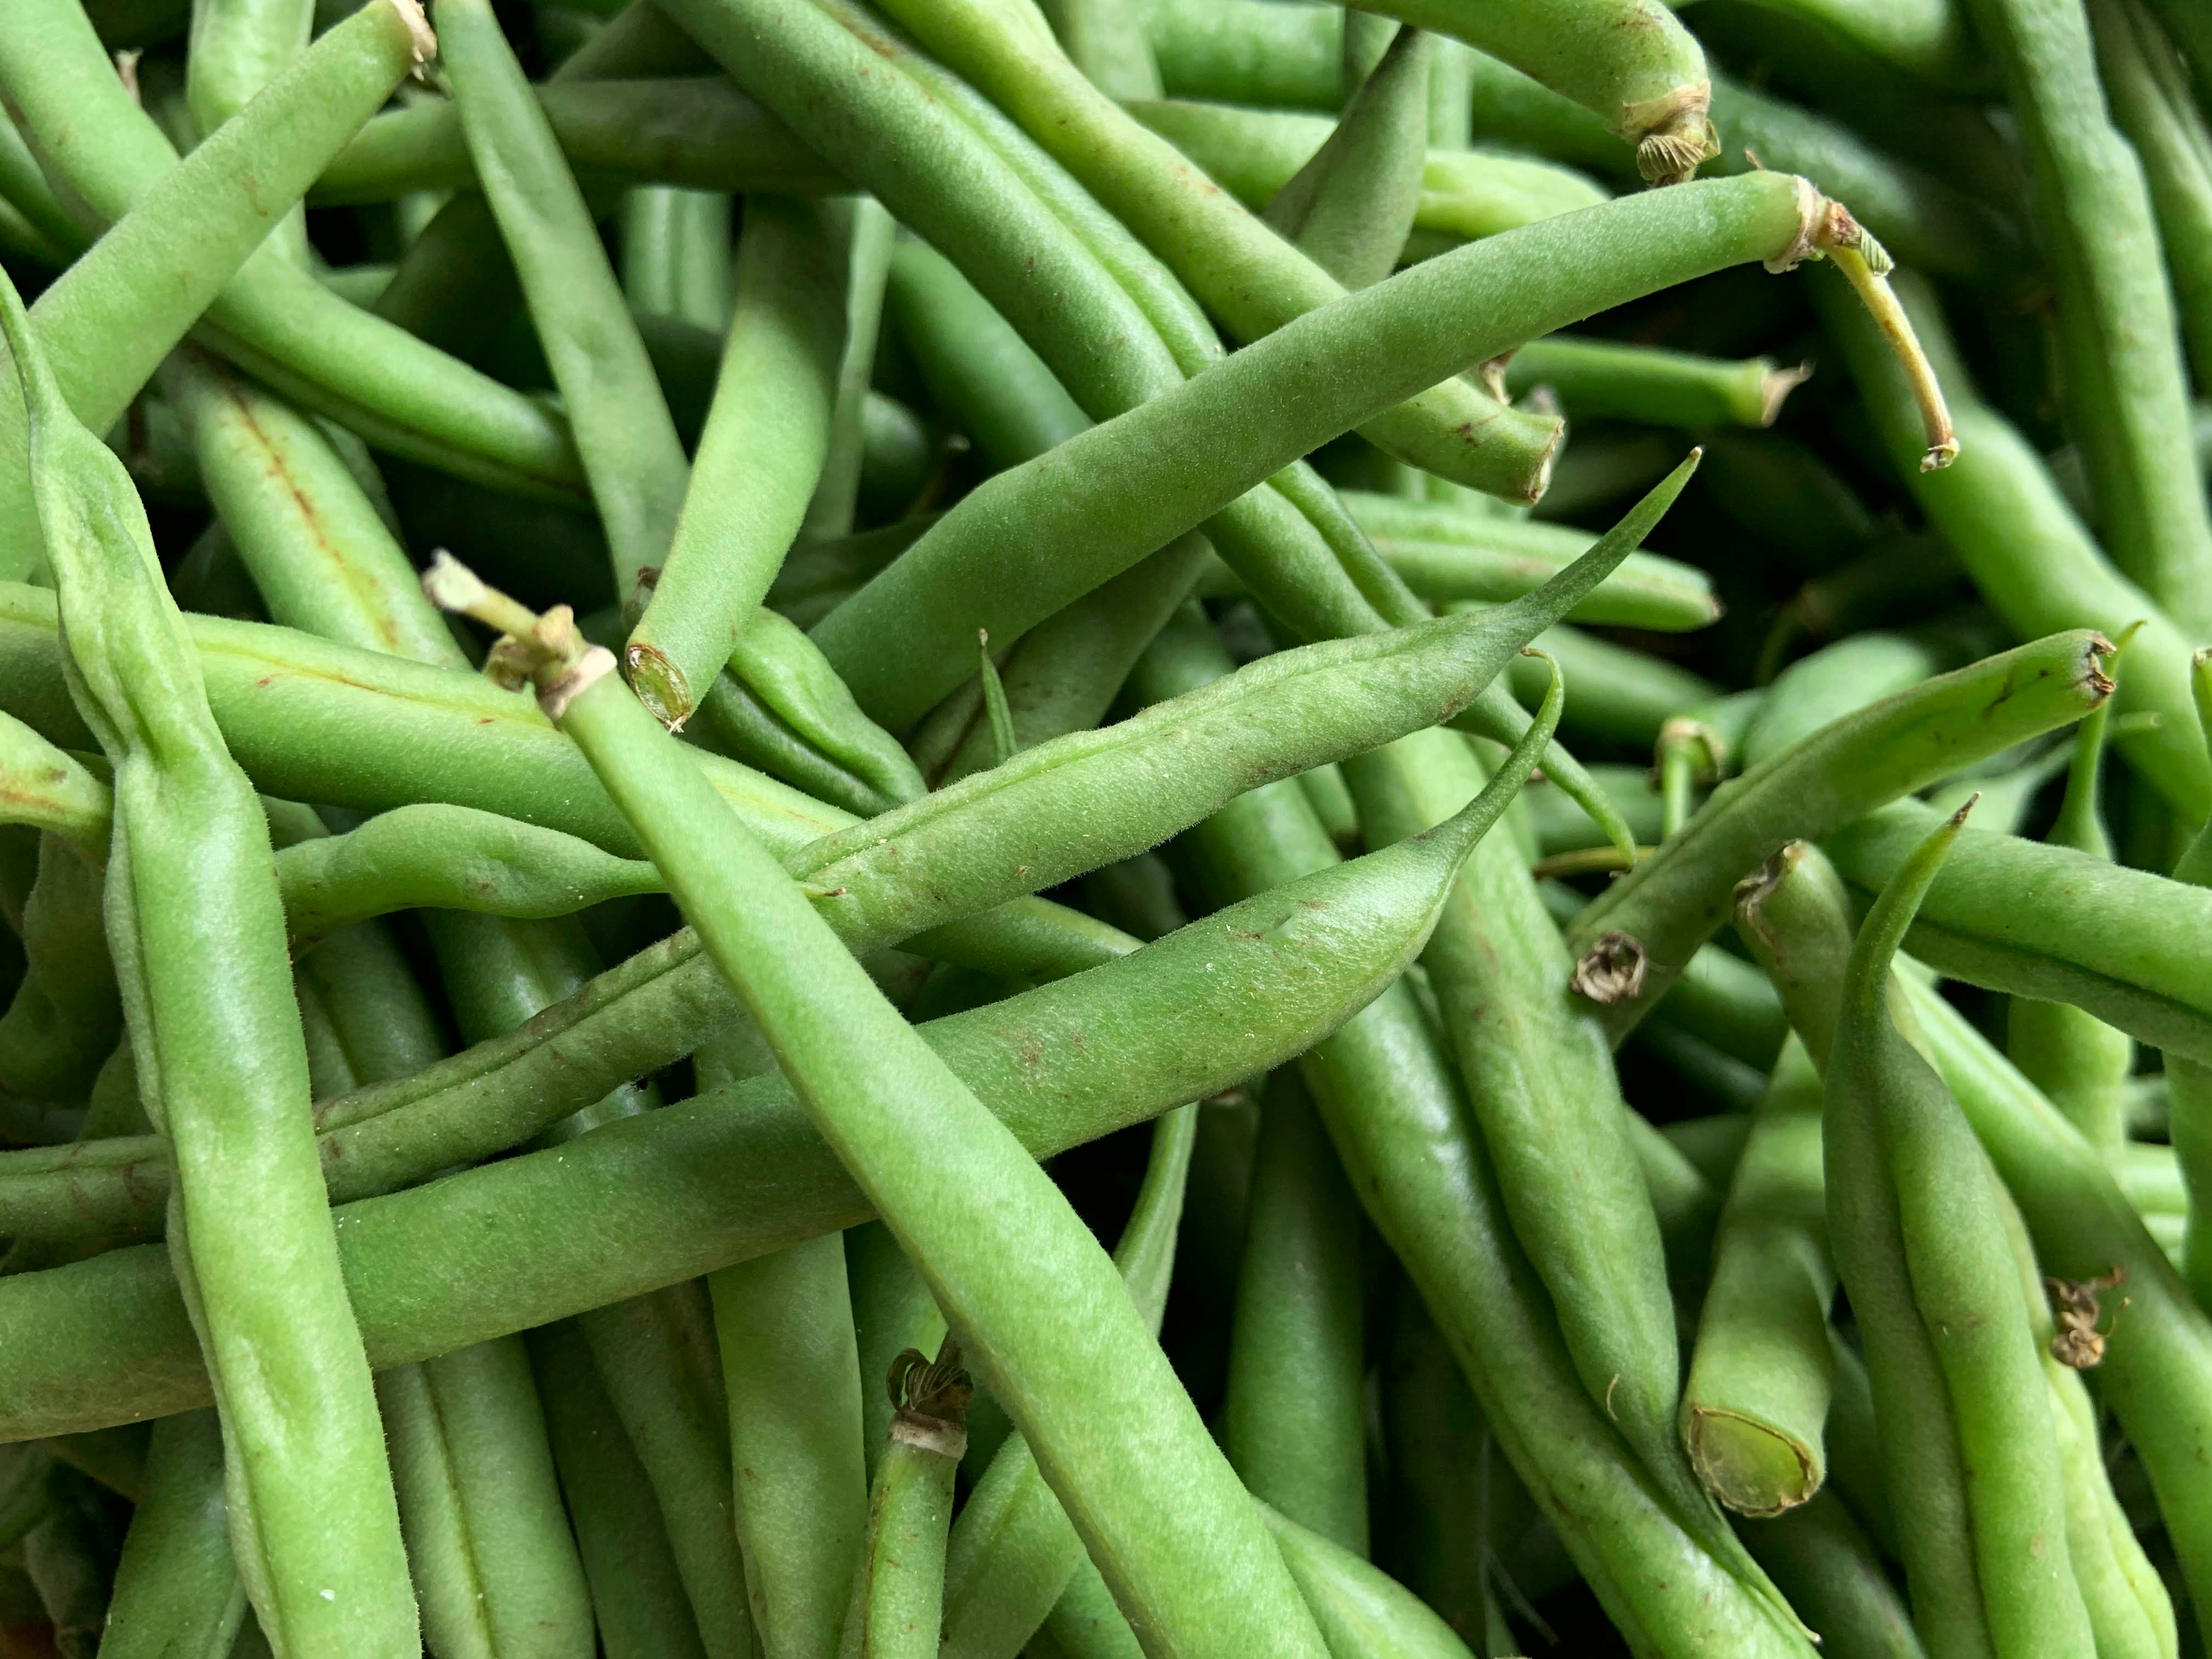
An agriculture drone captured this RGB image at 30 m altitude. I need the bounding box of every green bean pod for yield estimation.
[1261,26,1432,290]
[854,0,1566,497]
[1328,490,1720,629]
[184,0,314,266]
[378,1339,595,1659]
[1734,1493,1925,1659]
[1962,0,2212,637]
[2003,674,2134,1155]
[843,1342,971,1659]
[156,349,460,665]
[2089,0,2212,395]
[621,186,734,331]
[708,1229,869,1659]
[1,0,584,507]
[1677,1036,1834,1517]
[1898,977,2212,1626]
[526,1323,712,1659]
[1826,806,2096,1659]
[0,836,119,1104]
[95,1409,245,1659]
[627,196,847,726]
[0,0,438,580]
[313,77,838,206]
[1823,797,2212,1064]
[938,1105,1196,1659]
[1125,98,1607,245]
[812,172,1830,730]
[1259,1499,1488,1659]
[1814,269,2210,820]
[1502,337,1809,430]
[1221,1070,1368,1554]
[1565,628,2115,1040]
[0,462,1643,1239]
[1348,0,1717,179]
[440,0,687,597]
[481,612,1335,1659]
[0,248,415,1654]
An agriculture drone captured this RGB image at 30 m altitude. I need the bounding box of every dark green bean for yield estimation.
[93,1409,242,1659]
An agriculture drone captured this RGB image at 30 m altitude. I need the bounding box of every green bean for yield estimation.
[627,196,847,726]
[808,173,1867,730]
[0,837,118,1104]
[1677,1036,1833,1517]
[697,608,926,815]
[1125,99,1607,245]
[1824,275,2212,821]
[1965,0,2212,636]
[1151,710,1812,1645]
[801,198,896,544]
[1823,795,2212,1063]
[21,1464,113,1658]
[1743,628,1985,770]
[185,0,314,266]
[1505,337,1809,431]
[1734,1493,1926,1659]
[1259,1499,1488,1659]
[1137,0,1342,108]
[1221,1070,1368,1554]
[95,1409,244,1659]
[579,1282,757,1659]
[849,1,1562,498]
[1031,1558,1146,1659]
[0,0,439,583]
[2088,2,2212,395]
[157,349,460,664]
[2158,653,2212,1311]
[1826,805,2096,1659]
[1899,974,2212,1626]
[1261,27,1433,290]
[526,1322,713,1659]
[1565,629,2114,1040]
[2,247,419,1657]
[708,1229,868,1659]
[1,0,585,507]
[622,187,734,330]
[1319,491,1720,630]
[432,582,1338,1659]
[842,1340,971,1659]
[378,1338,595,1659]
[939,1105,1195,1659]
[2003,664,2134,1156]
[312,78,836,209]
[441,0,686,598]
[1996,1194,2179,1659]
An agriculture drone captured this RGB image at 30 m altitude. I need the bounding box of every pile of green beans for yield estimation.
[4,0,2212,1655]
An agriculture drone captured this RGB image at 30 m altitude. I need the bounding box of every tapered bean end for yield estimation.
[1626,88,1720,187]
[622,644,695,733]
[383,0,437,67]
[1683,1407,1821,1517]
[1758,363,1815,427]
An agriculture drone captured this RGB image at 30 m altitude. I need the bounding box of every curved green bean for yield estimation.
[1567,629,2114,1039]
[1,247,415,1654]
[1827,804,2095,1658]
[96,1409,244,1659]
